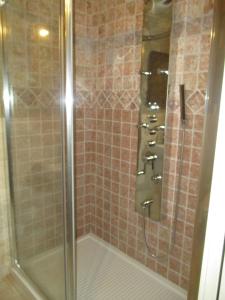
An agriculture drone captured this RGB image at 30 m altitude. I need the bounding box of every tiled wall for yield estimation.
[161,0,214,288]
[74,0,214,290]
[74,0,96,236]
[0,0,214,289]
[74,0,142,236]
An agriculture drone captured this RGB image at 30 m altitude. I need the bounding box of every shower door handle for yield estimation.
[179,84,186,123]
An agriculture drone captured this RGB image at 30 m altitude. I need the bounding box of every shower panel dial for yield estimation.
[152,174,163,184]
[148,140,156,147]
[148,102,160,111]
[137,122,150,129]
[149,115,158,123]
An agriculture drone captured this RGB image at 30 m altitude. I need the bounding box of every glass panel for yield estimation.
[1,1,66,299]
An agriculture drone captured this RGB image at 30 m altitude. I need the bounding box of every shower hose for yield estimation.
[142,122,186,260]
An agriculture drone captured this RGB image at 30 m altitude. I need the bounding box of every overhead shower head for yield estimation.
[163,0,172,4]
[150,0,172,14]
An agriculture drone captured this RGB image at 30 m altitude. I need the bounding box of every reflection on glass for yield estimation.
[38,28,50,38]
[1,0,65,299]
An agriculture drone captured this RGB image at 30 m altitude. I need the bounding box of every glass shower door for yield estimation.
[0,0,75,299]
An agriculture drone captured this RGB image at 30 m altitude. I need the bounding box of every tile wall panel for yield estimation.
[74,0,214,290]
[0,0,214,287]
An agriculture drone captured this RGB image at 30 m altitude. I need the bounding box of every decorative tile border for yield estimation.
[12,88,140,111]
[13,88,61,109]
[75,90,140,110]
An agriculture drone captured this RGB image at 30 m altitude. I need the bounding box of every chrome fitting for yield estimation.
[152,174,163,184]
[141,199,154,209]
[148,140,156,147]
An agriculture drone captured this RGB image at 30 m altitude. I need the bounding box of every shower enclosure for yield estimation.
[0,0,75,299]
[0,0,225,299]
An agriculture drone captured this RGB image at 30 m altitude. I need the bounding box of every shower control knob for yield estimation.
[140,71,152,76]
[149,115,158,123]
[148,140,156,147]
[144,153,158,162]
[152,174,163,184]
[144,152,158,170]
[149,129,157,135]
[141,199,154,209]
[154,125,165,131]
[148,102,160,111]
[137,122,150,129]
[137,170,145,176]
[149,125,165,135]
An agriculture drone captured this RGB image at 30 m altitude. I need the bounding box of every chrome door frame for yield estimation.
[61,0,76,299]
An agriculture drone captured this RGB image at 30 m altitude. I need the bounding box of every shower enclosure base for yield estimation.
[22,234,186,300]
